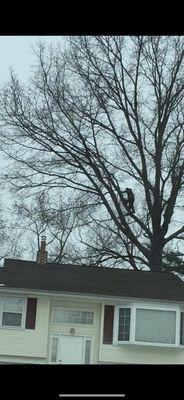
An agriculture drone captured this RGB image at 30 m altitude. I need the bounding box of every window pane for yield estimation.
[180,312,184,345]
[118,308,131,341]
[53,309,66,323]
[53,308,94,324]
[84,340,91,364]
[2,312,22,326]
[51,337,58,363]
[135,309,176,344]
[81,311,87,318]
[3,298,23,312]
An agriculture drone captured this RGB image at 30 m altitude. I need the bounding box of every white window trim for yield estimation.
[51,306,95,325]
[0,296,26,330]
[114,302,183,348]
[49,333,93,364]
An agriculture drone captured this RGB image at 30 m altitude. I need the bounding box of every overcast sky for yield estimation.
[0,35,64,82]
[0,35,183,265]
[0,35,65,204]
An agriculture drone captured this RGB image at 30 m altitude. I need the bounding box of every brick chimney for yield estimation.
[37,235,48,265]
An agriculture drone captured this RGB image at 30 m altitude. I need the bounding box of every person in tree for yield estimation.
[123,188,135,213]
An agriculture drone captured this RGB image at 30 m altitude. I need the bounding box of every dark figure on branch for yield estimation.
[123,188,135,213]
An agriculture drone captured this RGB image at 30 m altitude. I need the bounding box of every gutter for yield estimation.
[0,286,184,305]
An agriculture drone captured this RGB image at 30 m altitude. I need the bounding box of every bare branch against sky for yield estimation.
[0,36,183,272]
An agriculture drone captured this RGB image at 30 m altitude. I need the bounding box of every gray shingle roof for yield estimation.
[0,258,184,302]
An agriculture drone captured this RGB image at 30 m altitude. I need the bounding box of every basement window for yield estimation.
[115,304,183,347]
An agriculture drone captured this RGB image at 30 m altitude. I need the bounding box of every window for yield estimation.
[51,336,59,363]
[180,312,184,345]
[84,338,92,364]
[115,304,183,347]
[135,309,176,344]
[118,308,131,341]
[1,297,25,328]
[52,308,94,325]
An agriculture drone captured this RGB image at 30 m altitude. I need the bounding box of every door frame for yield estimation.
[49,333,93,364]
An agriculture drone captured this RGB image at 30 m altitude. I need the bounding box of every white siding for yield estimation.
[1,292,184,364]
[99,300,184,364]
[99,344,184,364]
[0,296,50,359]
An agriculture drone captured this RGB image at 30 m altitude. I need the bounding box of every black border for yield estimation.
[0,364,183,399]
[1,3,183,37]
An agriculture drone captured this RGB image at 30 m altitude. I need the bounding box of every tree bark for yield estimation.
[148,237,164,272]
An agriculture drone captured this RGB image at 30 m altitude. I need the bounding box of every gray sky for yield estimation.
[0,36,183,257]
[0,35,65,204]
[0,35,65,83]
[0,36,67,261]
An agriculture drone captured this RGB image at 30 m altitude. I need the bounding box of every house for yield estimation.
[0,237,184,364]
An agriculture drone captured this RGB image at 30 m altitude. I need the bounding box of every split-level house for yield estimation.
[0,237,184,364]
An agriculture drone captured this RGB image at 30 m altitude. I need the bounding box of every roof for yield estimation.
[0,258,184,302]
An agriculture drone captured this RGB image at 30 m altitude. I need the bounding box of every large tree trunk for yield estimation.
[148,239,164,272]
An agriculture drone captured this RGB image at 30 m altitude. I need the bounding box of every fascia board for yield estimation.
[0,286,184,306]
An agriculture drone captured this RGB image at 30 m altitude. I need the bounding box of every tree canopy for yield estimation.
[0,36,184,271]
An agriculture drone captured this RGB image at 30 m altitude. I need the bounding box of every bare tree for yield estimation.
[13,190,87,263]
[0,36,184,271]
[0,200,24,263]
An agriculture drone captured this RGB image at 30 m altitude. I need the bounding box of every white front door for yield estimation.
[58,335,84,364]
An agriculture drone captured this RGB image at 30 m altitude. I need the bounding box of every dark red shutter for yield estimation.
[25,298,37,329]
[103,305,114,344]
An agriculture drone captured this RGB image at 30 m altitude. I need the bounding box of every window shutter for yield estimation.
[25,298,37,329]
[103,305,114,344]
